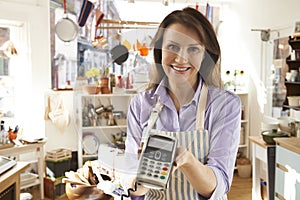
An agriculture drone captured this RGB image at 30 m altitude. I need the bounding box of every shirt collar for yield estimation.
[153,74,204,106]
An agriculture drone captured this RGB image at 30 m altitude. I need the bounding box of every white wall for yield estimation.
[0,0,51,139]
[225,0,300,137]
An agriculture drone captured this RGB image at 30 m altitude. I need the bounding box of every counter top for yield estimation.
[274,137,300,154]
[248,135,275,148]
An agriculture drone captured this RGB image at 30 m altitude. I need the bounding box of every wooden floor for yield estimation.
[228,171,252,200]
[24,171,252,200]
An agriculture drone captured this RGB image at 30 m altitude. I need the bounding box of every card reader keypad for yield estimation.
[139,151,171,180]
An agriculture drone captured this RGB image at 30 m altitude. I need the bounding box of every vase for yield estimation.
[84,84,101,94]
[100,77,111,94]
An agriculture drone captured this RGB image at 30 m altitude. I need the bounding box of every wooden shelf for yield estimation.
[286,59,300,70]
[288,36,300,50]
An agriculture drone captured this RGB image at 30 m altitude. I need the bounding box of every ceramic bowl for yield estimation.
[261,129,289,145]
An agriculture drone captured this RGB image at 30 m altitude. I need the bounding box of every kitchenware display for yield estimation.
[55,0,78,42]
[261,129,289,145]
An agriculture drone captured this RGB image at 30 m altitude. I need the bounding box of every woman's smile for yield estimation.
[170,65,191,72]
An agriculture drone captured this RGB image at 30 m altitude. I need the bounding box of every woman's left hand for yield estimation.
[173,147,193,171]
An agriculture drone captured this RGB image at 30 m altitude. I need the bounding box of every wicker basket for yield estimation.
[84,85,101,95]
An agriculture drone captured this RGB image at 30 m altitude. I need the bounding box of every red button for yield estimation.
[162,167,168,171]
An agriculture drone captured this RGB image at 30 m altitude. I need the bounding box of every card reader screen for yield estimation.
[148,137,174,151]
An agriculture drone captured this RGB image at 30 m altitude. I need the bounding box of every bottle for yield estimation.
[0,121,7,144]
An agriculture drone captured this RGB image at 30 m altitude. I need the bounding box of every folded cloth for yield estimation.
[78,0,94,27]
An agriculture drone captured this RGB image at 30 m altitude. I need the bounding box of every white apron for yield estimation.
[143,84,227,200]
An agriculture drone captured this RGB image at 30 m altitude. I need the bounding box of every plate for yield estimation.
[82,134,99,155]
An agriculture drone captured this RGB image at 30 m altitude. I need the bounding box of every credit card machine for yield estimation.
[136,134,177,190]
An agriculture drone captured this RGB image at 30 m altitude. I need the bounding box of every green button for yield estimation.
[160,176,165,179]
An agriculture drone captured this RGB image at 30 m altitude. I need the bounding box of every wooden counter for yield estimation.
[274,137,300,154]
[249,135,275,148]
[0,161,30,200]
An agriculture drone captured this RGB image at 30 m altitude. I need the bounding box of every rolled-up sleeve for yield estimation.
[203,90,241,199]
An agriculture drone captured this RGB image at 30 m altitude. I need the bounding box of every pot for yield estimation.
[261,129,289,145]
[55,0,78,42]
[110,45,129,65]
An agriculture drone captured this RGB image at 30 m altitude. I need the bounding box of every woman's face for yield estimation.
[161,23,205,88]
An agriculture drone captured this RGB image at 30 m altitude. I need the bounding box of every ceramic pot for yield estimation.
[261,129,288,145]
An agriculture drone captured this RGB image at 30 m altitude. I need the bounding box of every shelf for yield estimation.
[239,144,248,148]
[82,154,97,159]
[20,179,40,190]
[77,92,132,168]
[286,59,300,70]
[283,105,300,111]
[285,81,300,85]
[241,120,248,123]
[288,36,300,50]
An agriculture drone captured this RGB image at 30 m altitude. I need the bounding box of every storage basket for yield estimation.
[237,164,252,178]
[46,148,72,162]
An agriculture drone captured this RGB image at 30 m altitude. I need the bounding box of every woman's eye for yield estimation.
[167,44,180,52]
[187,46,201,54]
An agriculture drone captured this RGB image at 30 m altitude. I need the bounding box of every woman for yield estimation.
[125,7,241,200]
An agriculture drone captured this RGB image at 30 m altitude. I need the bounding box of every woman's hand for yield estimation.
[172,147,217,198]
[173,147,193,170]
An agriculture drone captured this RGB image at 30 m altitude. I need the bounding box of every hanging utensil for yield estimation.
[55,0,78,42]
[110,44,129,65]
[78,0,94,27]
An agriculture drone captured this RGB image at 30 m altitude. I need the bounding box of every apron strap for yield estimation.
[142,97,164,143]
[196,83,208,130]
